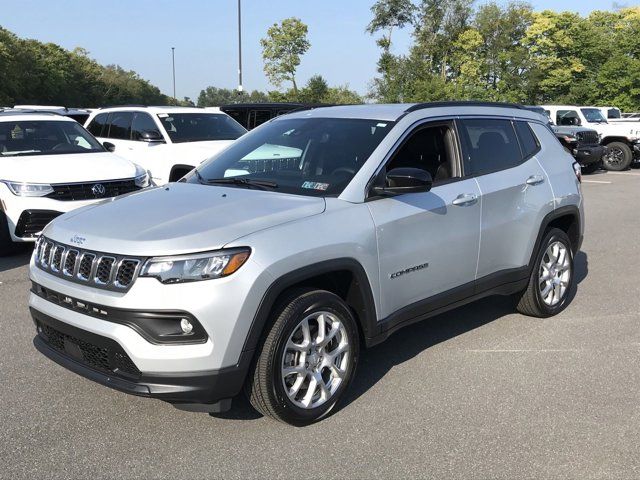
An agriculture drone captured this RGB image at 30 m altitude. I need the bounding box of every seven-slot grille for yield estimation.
[576,130,600,145]
[35,237,143,291]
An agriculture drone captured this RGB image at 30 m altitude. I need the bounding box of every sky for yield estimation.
[3,0,626,101]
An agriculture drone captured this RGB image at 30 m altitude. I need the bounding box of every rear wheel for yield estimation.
[602,142,632,171]
[515,228,574,317]
[246,289,359,425]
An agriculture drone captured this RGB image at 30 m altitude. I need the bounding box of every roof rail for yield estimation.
[101,104,148,109]
[405,101,526,113]
[0,109,63,117]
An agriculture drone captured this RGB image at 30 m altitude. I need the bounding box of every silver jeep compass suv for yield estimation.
[29,102,584,425]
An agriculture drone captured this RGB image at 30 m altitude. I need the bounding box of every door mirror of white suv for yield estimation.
[139,130,165,143]
[103,141,116,152]
[373,167,433,196]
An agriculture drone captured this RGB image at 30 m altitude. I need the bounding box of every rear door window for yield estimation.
[458,118,522,176]
[107,112,133,140]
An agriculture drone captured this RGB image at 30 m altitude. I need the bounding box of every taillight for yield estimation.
[572,162,582,183]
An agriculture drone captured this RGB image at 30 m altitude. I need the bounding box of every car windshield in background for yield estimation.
[190,117,394,197]
[158,113,246,143]
[0,120,104,157]
[581,108,607,123]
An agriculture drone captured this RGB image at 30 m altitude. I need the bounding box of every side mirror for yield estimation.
[140,130,164,143]
[103,141,116,152]
[372,167,433,196]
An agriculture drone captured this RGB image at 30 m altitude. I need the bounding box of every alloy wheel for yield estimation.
[538,241,571,306]
[280,311,350,409]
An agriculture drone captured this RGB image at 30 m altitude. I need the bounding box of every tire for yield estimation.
[246,288,360,425]
[580,163,599,174]
[515,228,575,318]
[602,142,632,171]
[0,211,18,257]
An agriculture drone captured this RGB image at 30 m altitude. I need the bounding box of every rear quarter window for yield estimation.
[87,113,108,137]
[514,121,540,159]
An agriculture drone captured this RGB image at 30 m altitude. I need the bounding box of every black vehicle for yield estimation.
[219,103,328,130]
[525,106,605,174]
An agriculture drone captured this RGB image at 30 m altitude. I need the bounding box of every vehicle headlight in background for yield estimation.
[561,134,577,142]
[2,181,54,197]
[134,166,151,188]
[140,248,250,284]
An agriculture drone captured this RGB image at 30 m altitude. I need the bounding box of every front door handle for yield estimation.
[526,175,545,186]
[452,193,478,206]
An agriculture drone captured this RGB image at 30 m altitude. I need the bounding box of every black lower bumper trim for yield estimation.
[32,308,252,405]
[575,145,605,165]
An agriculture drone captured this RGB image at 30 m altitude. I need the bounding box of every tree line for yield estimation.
[0,27,170,107]
[2,2,640,111]
[367,0,640,111]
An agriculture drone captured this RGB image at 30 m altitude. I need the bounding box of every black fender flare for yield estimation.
[242,258,377,354]
[527,205,582,275]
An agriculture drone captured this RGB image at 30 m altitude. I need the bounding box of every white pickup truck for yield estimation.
[543,105,640,170]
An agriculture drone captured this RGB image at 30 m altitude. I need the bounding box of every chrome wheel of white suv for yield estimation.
[281,311,350,409]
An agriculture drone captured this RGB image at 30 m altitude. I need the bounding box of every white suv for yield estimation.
[85,106,247,184]
[0,111,149,254]
[30,102,584,424]
[543,105,640,170]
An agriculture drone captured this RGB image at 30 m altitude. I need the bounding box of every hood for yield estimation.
[0,152,137,184]
[586,122,640,138]
[44,182,326,256]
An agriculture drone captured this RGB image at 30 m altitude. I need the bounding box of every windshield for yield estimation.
[189,117,394,197]
[580,108,607,123]
[158,113,247,143]
[0,120,104,157]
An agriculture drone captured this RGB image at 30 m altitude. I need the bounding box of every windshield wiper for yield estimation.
[204,177,278,190]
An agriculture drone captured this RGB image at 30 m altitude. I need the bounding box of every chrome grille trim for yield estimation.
[63,249,79,277]
[34,236,144,292]
[50,245,65,273]
[94,256,116,285]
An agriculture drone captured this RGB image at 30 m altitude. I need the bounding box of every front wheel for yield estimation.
[602,142,632,171]
[515,228,575,317]
[246,289,360,425]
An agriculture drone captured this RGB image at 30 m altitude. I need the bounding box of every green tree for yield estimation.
[197,87,269,106]
[299,75,329,103]
[260,17,310,95]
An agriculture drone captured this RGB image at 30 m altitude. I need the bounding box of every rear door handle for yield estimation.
[526,175,545,186]
[452,193,478,206]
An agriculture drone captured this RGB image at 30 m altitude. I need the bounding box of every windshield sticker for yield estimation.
[376,123,388,128]
[302,181,329,191]
[157,113,169,118]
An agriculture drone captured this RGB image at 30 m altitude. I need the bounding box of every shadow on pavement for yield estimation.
[0,245,33,274]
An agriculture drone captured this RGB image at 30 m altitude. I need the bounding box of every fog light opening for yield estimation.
[180,318,193,335]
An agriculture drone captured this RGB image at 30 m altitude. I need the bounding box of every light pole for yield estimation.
[237,0,243,94]
[171,47,176,104]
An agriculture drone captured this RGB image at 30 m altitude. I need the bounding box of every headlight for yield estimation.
[140,248,250,284]
[2,181,53,197]
[562,134,577,142]
[134,167,150,188]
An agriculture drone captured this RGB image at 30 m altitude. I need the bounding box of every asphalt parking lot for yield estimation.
[1,171,639,480]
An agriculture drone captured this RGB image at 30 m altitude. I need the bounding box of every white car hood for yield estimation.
[0,152,137,184]
[43,182,326,256]
[588,122,640,138]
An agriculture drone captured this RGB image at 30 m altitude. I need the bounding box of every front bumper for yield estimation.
[574,145,606,166]
[31,308,251,408]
